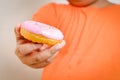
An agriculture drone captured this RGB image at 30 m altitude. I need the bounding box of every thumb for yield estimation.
[14,24,21,35]
[14,24,21,41]
[49,40,66,54]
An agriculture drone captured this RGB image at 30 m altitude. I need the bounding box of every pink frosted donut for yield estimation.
[20,21,64,45]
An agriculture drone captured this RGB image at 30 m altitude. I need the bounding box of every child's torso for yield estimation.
[42,4,120,80]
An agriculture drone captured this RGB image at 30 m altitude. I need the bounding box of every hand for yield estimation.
[14,24,66,69]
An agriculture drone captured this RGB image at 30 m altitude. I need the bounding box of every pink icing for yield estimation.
[21,21,64,40]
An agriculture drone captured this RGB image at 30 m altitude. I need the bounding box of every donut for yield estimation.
[20,21,64,46]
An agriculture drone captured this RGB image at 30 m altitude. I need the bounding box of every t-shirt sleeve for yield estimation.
[32,3,58,27]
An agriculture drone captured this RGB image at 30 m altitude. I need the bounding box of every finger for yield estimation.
[36,40,65,62]
[49,40,66,54]
[30,60,50,69]
[36,49,53,62]
[14,24,21,34]
[22,55,38,65]
[15,48,23,57]
[40,44,50,51]
[14,24,22,41]
[17,43,42,56]
[16,48,40,65]
[47,52,59,62]
[30,53,58,69]
[14,24,28,44]
[17,39,30,44]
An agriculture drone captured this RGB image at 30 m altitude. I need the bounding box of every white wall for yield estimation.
[0,0,119,80]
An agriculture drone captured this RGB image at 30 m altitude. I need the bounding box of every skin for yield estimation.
[15,0,113,69]
[15,25,65,69]
[68,0,113,7]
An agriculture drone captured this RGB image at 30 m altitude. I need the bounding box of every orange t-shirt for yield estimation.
[32,3,120,80]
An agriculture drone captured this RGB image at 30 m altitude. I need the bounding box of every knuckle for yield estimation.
[20,57,32,65]
[20,59,27,65]
[30,60,50,69]
[15,48,22,57]
[36,51,51,62]
[38,63,49,68]
[17,44,32,55]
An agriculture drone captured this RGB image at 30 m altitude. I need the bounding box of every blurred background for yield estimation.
[0,0,120,80]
